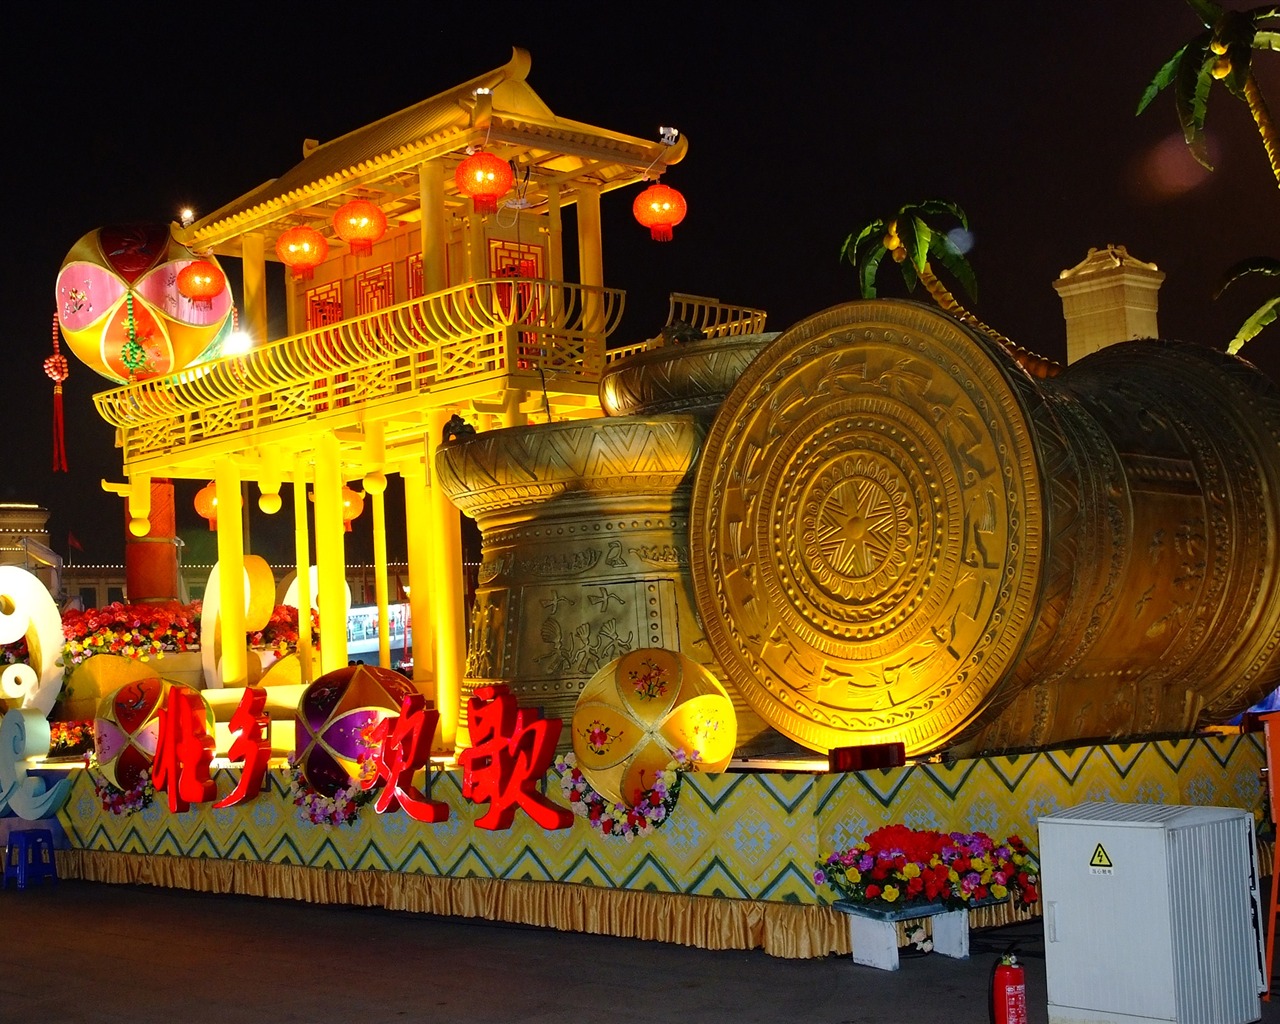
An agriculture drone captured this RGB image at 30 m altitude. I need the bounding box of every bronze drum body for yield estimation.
[689,301,1280,756]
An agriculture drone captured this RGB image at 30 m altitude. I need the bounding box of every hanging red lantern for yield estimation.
[455,152,513,214]
[275,226,329,280]
[332,199,386,257]
[633,183,687,242]
[176,260,226,309]
[341,485,365,533]
[194,481,218,531]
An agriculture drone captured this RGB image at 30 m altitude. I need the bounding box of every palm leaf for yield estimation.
[1215,255,1280,297]
[841,221,881,267]
[1186,0,1222,27]
[860,245,886,299]
[1138,46,1188,114]
[1227,296,1280,354]
[1256,29,1280,50]
[900,257,920,293]
[1173,35,1215,168]
[929,229,979,303]
[908,216,933,274]
[909,198,969,231]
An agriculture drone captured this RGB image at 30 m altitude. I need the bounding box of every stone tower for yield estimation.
[1053,245,1165,364]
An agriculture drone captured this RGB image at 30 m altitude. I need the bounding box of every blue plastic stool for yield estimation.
[3,828,58,889]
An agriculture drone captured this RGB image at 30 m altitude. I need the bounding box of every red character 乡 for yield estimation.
[212,686,271,809]
[458,684,572,831]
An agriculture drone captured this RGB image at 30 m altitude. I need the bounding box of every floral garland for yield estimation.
[62,601,199,667]
[815,824,1040,910]
[86,756,154,816]
[284,755,378,828]
[555,750,692,840]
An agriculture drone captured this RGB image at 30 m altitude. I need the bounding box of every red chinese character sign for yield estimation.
[151,684,216,812]
[458,685,572,831]
[213,686,272,809]
[361,694,448,822]
[572,648,736,809]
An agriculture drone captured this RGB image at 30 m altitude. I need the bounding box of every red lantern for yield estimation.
[455,152,513,214]
[176,260,226,309]
[275,226,329,280]
[194,481,218,531]
[342,485,365,533]
[332,199,386,257]
[633,183,687,242]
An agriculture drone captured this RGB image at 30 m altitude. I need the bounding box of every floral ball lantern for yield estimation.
[572,648,736,808]
[455,151,513,214]
[275,226,329,280]
[341,485,365,533]
[632,183,687,242]
[55,224,234,383]
[94,676,212,790]
[332,199,386,257]
[294,664,419,796]
[194,481,218,530]
[176,260,227,310]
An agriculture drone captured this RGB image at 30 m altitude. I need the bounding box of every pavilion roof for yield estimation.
[182,48,686,256]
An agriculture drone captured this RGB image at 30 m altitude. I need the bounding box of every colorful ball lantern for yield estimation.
[633,183,687,242]
[341,485,365,533]
[294,664,419,796]
[176,260,227,310]
[332,199,387,257]
[572,648,736,808]
[194,481,218,530]
[455,151,513,214]
[55,224,234,383]
[275,225,329,280]
[93,676,212,791]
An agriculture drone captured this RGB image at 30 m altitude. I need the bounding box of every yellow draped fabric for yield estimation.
[58,850,1038,958]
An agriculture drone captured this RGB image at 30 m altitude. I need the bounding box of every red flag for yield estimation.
[67,532,84,552]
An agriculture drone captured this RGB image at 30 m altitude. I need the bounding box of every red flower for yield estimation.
[865,884,882,899]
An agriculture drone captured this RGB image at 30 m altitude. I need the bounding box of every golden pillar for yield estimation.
[403,462,435,692]
[291,457,314,683]
[213,459,247,686]
[241,232,268,346]
[312,432,348,673]
[418,159,448,293]
[426,410,466,750]
[575,184,604,334]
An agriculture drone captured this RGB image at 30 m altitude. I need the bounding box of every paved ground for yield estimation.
[1,878,1275,1024]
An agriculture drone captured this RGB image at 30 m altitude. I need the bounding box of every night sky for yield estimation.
[6,2,1280,564]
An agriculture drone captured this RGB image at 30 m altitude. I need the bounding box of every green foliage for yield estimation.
[1216,257,1280,352]
[1138,3,1280,167]
[841,199,976,302]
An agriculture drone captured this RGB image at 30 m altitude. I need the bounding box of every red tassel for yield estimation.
[46,312,69,472]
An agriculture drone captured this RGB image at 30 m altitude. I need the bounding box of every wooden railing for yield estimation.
[605,293,768,363]
[94,279,624,446]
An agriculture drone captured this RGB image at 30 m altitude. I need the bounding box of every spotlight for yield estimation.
[659,126,680,146]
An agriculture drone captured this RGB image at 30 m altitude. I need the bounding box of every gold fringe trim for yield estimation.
[58,850,1039,959]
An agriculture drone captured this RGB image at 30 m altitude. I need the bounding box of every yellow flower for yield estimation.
[991,883,1009,900]
[847,868,861,884]
[882,885,900,903]
[902,863,921,878]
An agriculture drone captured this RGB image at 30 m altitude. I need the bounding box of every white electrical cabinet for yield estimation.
[1039,802,1264,1024]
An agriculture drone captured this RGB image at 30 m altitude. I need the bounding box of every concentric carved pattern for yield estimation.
[599,333,778,417]
[690,302,1046,756]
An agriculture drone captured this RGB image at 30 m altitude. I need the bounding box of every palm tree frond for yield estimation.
[841,221,882,267]
[930,230,979,303]
[1255,29,1280,51]
[1227,297,1280,354]
[1138,45,1189,114]
[1173,37,1216,168]
[1215,256,1280,298]
[900,257,920,294]
[908,217,933,274]
[860,245,886,299]
[908,199,969,231]
[1186,0,1223,29]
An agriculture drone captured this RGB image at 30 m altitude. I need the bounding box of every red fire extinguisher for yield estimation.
[990,954,1028,1024]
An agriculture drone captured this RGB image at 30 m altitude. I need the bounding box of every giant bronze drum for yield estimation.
[689,301,1280,756]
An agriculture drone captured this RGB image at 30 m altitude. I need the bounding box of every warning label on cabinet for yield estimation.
[1089,843,1114,875]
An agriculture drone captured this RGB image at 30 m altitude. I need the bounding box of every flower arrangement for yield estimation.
[87,756,154,816]
[48,720,94,757]
[62,601,199,666]
[814,825,1040,910]
[555,750,694,840]
[1,634,28,666]
[285,726,379,828]
[249,604,320,657]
